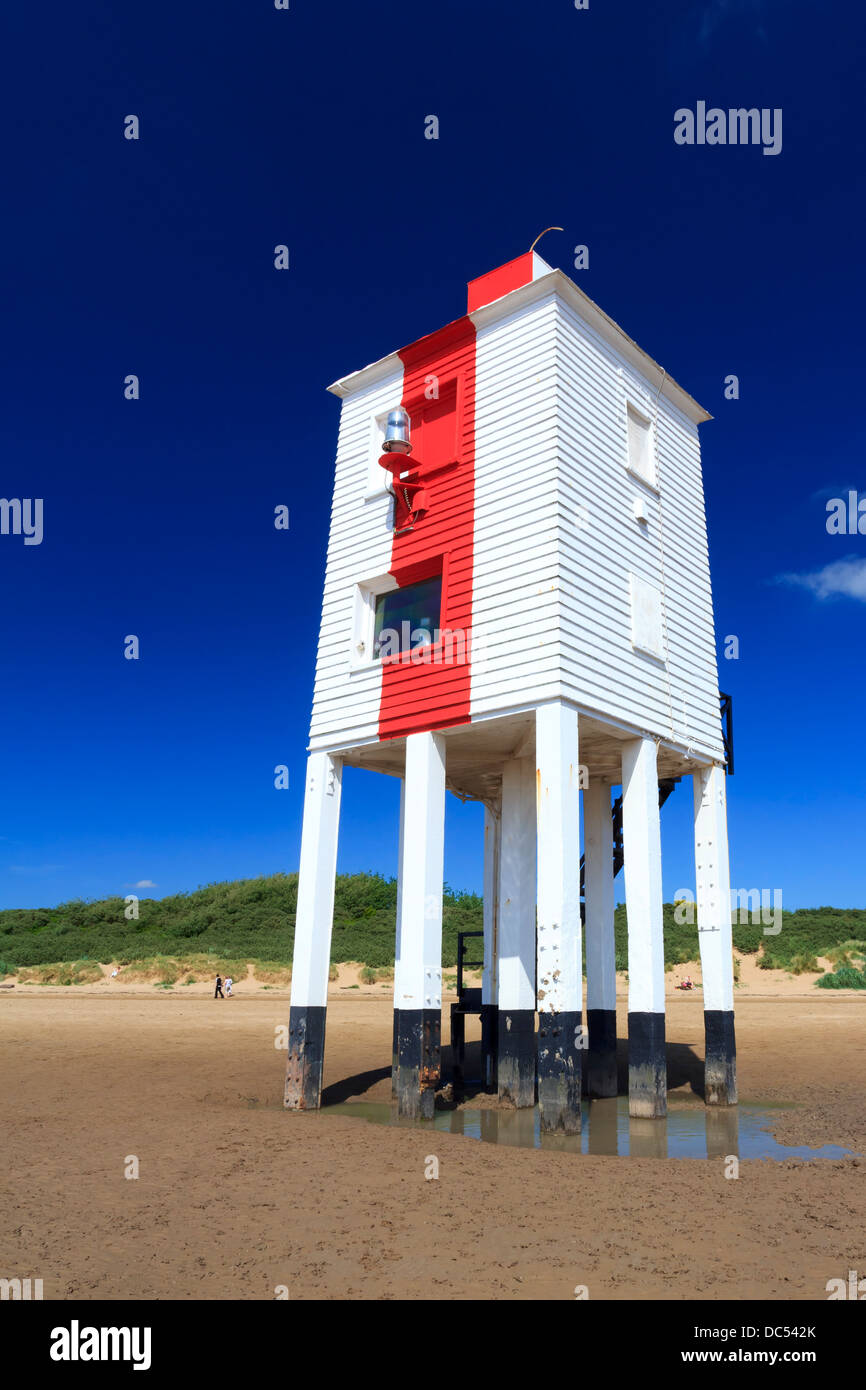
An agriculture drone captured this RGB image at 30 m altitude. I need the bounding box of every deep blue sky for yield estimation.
[1,0,864,912]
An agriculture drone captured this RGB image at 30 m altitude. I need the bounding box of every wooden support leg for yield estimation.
[392,776,406,1100]
[621,737,666,1118]
[392,732,446,1119]
[536,702,583,1134]
[585,778,618,1098]
[694,764,737,1105]
[481,801,501,1092]
[285,752,342,1110]
[497,755,536,1107]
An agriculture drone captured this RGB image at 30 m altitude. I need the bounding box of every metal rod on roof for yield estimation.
[528,226,564,254]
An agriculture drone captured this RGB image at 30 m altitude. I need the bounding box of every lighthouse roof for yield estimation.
[327,259,712,426]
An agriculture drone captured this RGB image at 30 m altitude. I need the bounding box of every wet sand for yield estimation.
[2,990,864,1300]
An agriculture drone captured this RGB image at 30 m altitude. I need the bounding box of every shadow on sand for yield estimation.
[322,1035,708,1106]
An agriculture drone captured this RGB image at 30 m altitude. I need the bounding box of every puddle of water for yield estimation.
[323,1098,853,1161]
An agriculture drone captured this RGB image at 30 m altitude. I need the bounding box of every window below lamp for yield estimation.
[373,575,443,658]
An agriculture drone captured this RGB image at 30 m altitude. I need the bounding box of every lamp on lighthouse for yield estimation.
[379,405,428,532]
[382,406,412,455]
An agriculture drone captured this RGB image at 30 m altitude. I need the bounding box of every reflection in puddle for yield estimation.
[324,1097,853,1161]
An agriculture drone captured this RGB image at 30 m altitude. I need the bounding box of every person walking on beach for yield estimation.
[224,976,233,998]
[214,974,224,1000]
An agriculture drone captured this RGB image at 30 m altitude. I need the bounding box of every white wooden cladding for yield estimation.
[307,371,397,751]
[469,295,562,720]
[554,293,723,760]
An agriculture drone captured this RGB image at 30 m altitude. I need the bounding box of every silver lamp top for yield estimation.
[382,406,412,454]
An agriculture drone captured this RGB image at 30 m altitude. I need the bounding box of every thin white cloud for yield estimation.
[780,557,866,603]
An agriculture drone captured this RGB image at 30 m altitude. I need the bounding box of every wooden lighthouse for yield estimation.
[284,251,736,1132]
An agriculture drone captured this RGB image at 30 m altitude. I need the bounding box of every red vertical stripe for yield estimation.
[466,252,535,313]
[377,317,477,741]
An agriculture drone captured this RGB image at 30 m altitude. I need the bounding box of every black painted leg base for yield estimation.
[497,1009,536,1108]
[480,1003,499,1093]
[586,1008,618,1098]
[628,1010,666,1118]
[285,1005,327,1110]
[537,1011,582,1133]
[393,1009,440,1119]
[704,1009,737,1106]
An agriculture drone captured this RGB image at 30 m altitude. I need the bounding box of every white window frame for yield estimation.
[365,408,393,500]
[349,571,398,668]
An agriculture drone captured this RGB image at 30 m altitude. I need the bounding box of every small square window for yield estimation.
[373,575,442,658]
[626,405,655,486]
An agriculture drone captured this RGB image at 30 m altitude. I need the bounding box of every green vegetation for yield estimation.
[645,904,866,974]
[0,874,864,984]
[789,953,822,976]
[823,940,866,969]
[16,959,103,986]
[816,964,866,990]
[253,961,292,986]
[0,873,481,971]
[359,965,395,985]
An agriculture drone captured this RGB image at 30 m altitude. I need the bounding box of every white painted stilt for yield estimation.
[693,763,737,1105]
[393,731,446,1118]
[497,755,536,1107]
[535,702,583,1133]
[481,801,501,1091]
[621,736,666,1117]
[584,778,618,1098]
[285,751,343,1110]
[392,775,407,1098]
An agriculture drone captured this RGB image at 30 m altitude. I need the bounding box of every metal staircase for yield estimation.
[579,777,680,916]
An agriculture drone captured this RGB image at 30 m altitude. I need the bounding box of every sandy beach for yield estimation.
[2,972,865,1301]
